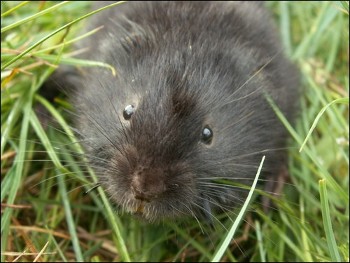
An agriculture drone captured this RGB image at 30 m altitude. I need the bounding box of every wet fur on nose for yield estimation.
[131,166,167,202]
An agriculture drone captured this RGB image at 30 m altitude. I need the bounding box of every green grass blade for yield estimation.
[255,220,266,262]
[339,1,349,14]
[299,198,313,262]
[97,187,131,262]
[35,96,130,261]
[319,179,342,262]
[1,79,34,262]
[265,93,348,200]
[326,14,343,72]
[1,1,70,32]
[257,210,306,260]
[29,110,64,169]
[34,95,77,147]
[211,155,265,262]
[34,55,116,76]
[46,226,68,262]
[35,94,130,261]
[279,2,292,56]
[1,1,30,17]
[293,2,338,59]
[57,174,84,262]
[31,26,103,54]
[1,1,126,71]
[299,97,349,153]
[168,223,211,260]
[1,98,23,155]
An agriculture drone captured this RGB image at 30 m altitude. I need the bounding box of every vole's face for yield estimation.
[78,52,263,221]
[90,80,217,221]
[74,0,298,221]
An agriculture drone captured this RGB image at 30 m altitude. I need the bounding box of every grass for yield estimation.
[1,1,349,262]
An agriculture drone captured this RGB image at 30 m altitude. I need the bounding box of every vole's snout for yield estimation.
[131,166,167,202]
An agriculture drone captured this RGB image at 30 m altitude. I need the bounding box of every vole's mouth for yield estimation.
[134,201,146,213]
[126,198,150,217]
[126,198,171,221]
[128,200,162,221]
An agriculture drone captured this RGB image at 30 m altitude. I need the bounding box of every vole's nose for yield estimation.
[131,185,153,202]
[131,167,166,202]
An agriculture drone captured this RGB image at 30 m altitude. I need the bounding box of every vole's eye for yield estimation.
[201,126,213,144]
[123,105,135,120]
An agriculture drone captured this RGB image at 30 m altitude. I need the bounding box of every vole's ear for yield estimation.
[36,66,80,129]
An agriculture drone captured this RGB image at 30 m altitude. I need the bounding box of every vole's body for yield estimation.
[62,1,298,221]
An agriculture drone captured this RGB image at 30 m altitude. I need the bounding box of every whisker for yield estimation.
[84,183,101,195]
[191,196,227,231]
[214,51,282,110]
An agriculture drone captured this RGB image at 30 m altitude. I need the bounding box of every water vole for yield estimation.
[50,1,299,222]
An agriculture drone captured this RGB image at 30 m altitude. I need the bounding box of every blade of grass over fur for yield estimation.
[1,1,126,71]
[35,93,130,261]
[36,93,100,181]
[265,93,348,200]
[57,174,83,261]
[299,97,349,152]
[31,26,104,54]
[35,55,117,76]
[1,2,69,32]
[29,110,64,169]
[319,179,342,262]
[35,95,77,148]
[211,156,265,262]
[24,64,65,167]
